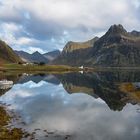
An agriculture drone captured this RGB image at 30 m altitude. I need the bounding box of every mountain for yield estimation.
[43,50,61,61]
[15,50,61,63]
[63,37,98,53]
[53,37,99,66]
[15,51,49,63]
[53,24,140,67]
[0,39,23,63]
[87,24,140,67]
[31,51,49,63]
[14,50,32,62]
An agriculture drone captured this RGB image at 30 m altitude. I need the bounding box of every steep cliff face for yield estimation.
[53,37,99,66]
[54,24,140,67]
[63,37,99,53]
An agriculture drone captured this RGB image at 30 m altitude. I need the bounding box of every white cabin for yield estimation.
[79,66,84,69]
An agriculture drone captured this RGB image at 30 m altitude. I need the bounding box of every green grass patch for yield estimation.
[3,63,81,73]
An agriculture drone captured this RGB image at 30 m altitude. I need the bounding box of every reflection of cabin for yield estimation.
[0,80,13,90]
[0,84,13,90]
[79,66,84,69]
[79,66,94,72]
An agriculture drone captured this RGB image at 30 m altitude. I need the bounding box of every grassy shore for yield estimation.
[0,63,81,73]
[1,64,140,74]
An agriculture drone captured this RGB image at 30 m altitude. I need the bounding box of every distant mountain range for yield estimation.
[0,38,60,64]
[0,39,22,63]
[1,24,140,67]
[53,24,140,67]
[43,50,61,61]
[15,50,61,63]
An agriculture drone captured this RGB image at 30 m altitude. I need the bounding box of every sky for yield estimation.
[0,0,140,54]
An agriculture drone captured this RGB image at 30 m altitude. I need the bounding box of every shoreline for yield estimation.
[0,103,27,139]
[1,64,140,73]
[0,103,72,139]
[0,64,81,73]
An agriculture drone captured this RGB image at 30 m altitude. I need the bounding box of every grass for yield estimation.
[0,63,81,73]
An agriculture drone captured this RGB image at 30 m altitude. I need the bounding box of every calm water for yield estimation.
[0,71,140,140]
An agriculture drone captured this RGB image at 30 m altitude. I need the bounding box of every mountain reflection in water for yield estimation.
[0,71,140,140]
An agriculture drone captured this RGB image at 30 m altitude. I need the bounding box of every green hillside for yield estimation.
[0,39,23,64]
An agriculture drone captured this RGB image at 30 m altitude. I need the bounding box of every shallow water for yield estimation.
[0,71,140,140]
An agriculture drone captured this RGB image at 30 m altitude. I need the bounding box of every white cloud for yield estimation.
[16,37,34,45]
[0,0,140,52]
[28,47,44,54]
[0,22,45,53]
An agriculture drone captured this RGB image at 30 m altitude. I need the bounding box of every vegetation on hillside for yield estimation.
[0,40,23,63]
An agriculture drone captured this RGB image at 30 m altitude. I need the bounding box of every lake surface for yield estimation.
[0,71,140,140]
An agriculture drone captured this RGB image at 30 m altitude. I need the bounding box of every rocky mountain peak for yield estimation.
[32,51,41,55]
[106,24,127,35]
[94,24,129,47]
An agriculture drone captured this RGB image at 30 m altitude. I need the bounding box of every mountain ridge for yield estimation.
[15,49,61,63]
[1,24,140,67]
[63,37,99,53]
[53,24,140,67]
[53,37,99,66]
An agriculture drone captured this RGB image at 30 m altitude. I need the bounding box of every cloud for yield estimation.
[0,0,140,53]
[1,80,140,139]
